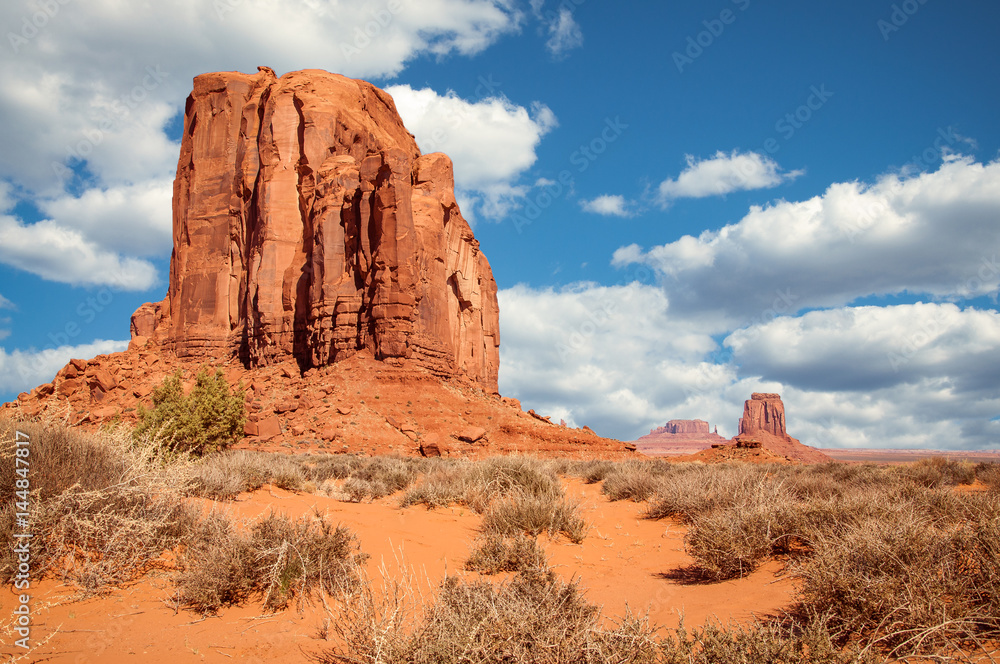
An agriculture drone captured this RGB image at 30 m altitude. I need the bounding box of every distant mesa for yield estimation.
[634,419,727,455]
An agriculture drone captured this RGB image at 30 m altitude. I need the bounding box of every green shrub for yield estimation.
[135,367,245,456]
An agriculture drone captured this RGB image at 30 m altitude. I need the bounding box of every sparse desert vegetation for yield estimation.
[2,415,999,662]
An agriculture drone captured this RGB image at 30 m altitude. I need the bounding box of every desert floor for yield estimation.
[1,478,795,663]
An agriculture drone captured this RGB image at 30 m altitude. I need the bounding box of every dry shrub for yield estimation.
[176,510,257,610]
[798,495,1000,658]
[179,509,368,613]
[645,464,784,522]
[900,456,977,488]
[564,459,618,484]
[976,461,1000,491]
[349,456,420,497]
[659,614,872,664]
[466,533,547,574]
[185,450,277,499]
[0,419,197,592]
[480,490,588,543]
[685,506,780,581]
[600,460,670,502]
[326,569,662,664]
[329,477,386,503]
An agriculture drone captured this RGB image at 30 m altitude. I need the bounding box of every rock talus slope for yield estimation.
[131,67,499,392]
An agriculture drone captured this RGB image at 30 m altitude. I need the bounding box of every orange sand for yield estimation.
[1,479,796,663]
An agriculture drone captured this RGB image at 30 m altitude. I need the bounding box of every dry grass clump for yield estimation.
[0,419,198,592]
[187,452,422,502]
[657,614,872,664]
[185,449,305,499]
[326,567,862,664]
[625,456,1000,657]
[480,490,587,543]
[975,461,1000,491]
[327,569,663,664]
[466,533,547,574]
[798,494,1000,657]
[399,457,588,544]
[598,459,673,502]
[178,509,368,613]
[898,456,977,488]
[399,456,562,511]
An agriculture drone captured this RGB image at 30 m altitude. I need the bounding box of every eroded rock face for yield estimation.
[738,393,789,440]
[132,67,500,391]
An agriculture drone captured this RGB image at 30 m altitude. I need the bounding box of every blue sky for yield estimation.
[1,0,999,448]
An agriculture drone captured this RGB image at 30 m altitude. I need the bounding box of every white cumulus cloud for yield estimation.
[581,194,631,217]
[0,215,158,290]
[545,8,584,58]
[387,84,557,220]
[499,284,1000,449]
[657,150,803,204]
[617,156,1000,323]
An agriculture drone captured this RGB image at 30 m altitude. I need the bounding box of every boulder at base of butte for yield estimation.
[687,393,833,464]
[1,67,632,460]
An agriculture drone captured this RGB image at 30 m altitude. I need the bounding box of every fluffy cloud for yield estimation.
[726,303,1000,395]
[499,281,750,438]
[581,194,631,217]
[544,8,584,58]
[499,284,1000,449]
[0,215,158,290]
[39,179,173,257]
[0,339,129,395]
[617,156,1000,323]
[657,150,803,203]
[387,84,557,219]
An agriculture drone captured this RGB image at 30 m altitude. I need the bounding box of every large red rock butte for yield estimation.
[739,393,788,440]
[131,67,499,392]
[2,68,632,459]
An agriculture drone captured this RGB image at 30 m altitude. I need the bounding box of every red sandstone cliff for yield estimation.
[131,67,500,392]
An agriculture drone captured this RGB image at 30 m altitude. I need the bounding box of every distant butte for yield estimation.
[693,393,832,464]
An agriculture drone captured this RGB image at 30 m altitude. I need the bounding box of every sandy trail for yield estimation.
[1,478,796,663]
